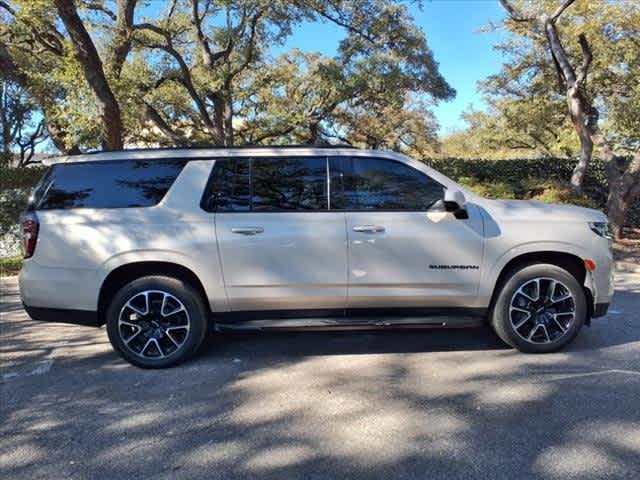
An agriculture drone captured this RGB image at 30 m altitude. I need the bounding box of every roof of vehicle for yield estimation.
[47,145,474,197]
[52,145,424,165]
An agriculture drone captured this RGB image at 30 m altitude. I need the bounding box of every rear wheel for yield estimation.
[491,263,587,353]
[106,276,208,368]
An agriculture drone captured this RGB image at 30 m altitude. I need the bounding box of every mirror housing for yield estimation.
[443,189,468,219]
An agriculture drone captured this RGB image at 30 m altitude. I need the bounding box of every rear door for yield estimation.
[210,156,348,312]
[329,156,484,310]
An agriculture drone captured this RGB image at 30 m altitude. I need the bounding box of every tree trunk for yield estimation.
[109,0,138,77]
[223,88,234,147]
[566,86,594,193]
[54,0,123,151]
[605,151,640,239]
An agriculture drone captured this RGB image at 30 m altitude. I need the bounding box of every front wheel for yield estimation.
[106,276,208,368]
[491,263,587,353]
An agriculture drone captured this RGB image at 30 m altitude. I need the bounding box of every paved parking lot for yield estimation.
[1,272,639,480]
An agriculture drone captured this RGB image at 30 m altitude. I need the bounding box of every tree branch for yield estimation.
[498,0,535,22]
[83,1,117,21]
[549,0,576,23]
[191,0,216,68]
[134,23,220,142]
[575,33,592,86]
[543,15,576,87]
[144,103,187,146]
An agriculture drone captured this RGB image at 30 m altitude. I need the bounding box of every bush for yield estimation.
[0,255,23,277]
[1,166,47,258]
[424,157,638,226]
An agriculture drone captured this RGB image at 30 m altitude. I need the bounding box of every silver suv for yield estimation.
[19,147,614,368]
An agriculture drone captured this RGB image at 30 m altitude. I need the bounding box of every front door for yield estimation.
[329,156,484,310]
[212,156,347,312]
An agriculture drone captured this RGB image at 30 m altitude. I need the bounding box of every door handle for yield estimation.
[352,225,385,233]
[231,227,264,235]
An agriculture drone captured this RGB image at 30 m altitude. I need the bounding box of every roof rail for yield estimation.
[78,144,358,155]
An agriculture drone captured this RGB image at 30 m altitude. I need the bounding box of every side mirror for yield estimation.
[443,189,468,219]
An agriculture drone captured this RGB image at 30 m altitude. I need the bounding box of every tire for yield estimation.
[106,276,208,368]
[490,263,587,353]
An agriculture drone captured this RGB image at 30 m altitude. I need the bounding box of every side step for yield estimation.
[215,315,483,332]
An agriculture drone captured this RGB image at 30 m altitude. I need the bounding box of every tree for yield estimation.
[235,49,445,155]
[488,0,639,237]
[1,0,454,155]
[133,0,453,148]
[0,80,48,167]
[0,0,140,152]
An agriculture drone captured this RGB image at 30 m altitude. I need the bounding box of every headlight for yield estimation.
[589,221,612,239]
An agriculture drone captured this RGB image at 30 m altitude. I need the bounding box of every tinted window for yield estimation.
[330,157,444,211]
[208,157,327,212]
[252,158,327,211]
[207,158,251,212]
[35,160,186,210]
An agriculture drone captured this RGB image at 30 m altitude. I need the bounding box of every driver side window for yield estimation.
[330,157,444,211]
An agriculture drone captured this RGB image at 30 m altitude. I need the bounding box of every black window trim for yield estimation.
[199,155,447,214]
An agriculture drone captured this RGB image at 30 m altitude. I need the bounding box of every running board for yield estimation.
[215,316,483,332]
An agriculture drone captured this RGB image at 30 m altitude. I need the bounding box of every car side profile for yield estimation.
[19,146,615,368]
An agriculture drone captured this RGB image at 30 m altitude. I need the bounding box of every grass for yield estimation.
[0,255,22,277]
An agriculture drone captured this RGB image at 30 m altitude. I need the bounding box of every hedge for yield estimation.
[424,157,639,227]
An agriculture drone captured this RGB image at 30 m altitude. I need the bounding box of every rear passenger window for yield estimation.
[34,160,186,210]
[207,158,251,212]
[252,157,326,211]
[206,157,328,212]
[330,157,444,211]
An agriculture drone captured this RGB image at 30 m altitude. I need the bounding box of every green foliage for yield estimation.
[0,165,47,190]
[0,255,22,276]
[424,157,638,225]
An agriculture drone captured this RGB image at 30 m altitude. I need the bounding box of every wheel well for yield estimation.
[97,262,209,326]
[489,251,593,321]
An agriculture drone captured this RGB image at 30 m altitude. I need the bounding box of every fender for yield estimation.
[478,240,592,303]
[95,249,229,312]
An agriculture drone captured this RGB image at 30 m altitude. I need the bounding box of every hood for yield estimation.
[480,199,607,223]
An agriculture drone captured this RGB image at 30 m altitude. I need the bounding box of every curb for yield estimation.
[615,261,640,274]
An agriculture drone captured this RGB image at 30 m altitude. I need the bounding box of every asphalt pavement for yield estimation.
[1,272,639,480]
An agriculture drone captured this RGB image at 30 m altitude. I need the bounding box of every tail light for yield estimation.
[21,212,39,258]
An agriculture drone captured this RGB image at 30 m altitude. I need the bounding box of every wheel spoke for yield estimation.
[126,292,149,316]
[151,338,165,358]
[527,324,541,341]
[546,279,557,300]
[161,293,185,318]
[140,338,153,356]
[540,324,551,343]
[552,315,567,333]
[124,328,142,344]
[513,313,531,329]
[120,320,140,329]
[551,294,571,304]
[165,331,180,347]
[165,325,188,333]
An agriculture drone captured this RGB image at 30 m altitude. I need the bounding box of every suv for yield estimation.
[19,147,614,368]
